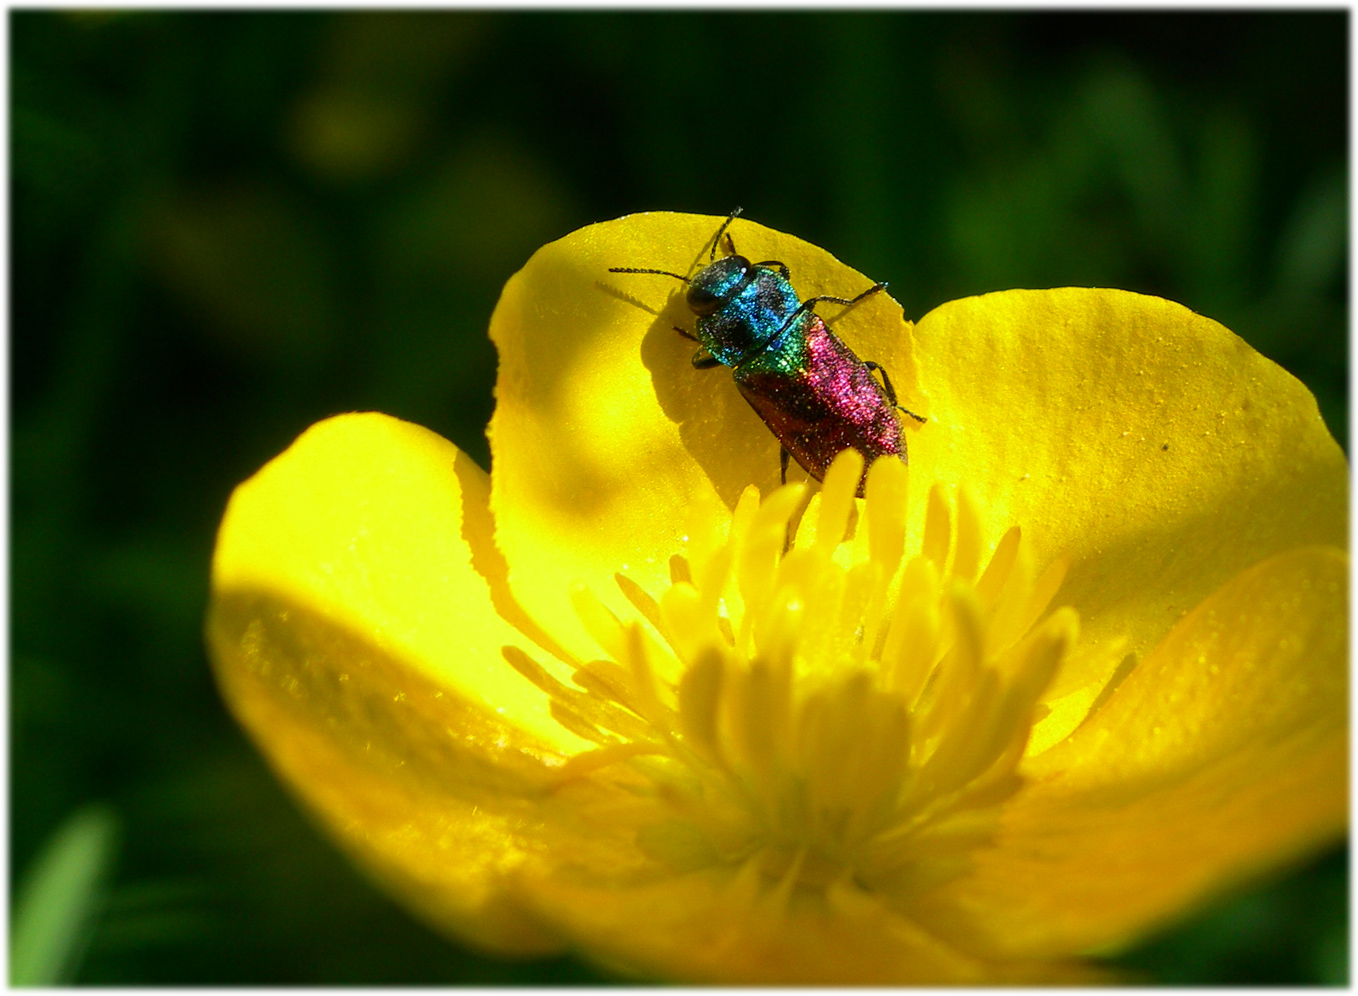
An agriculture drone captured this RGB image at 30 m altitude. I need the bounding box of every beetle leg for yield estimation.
[752,259,791,279]
[862,360,898,406]
[780,446,790,486]
[808,281,888,310]
[692,348,721,369]
[778,281,888,337]
[864,360,928,424]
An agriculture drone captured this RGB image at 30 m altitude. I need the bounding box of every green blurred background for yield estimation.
[11,10,1347,984]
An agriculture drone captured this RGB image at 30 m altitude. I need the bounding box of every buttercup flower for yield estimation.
[208,212,1346,983]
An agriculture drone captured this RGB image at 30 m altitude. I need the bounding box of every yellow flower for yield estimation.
[207,211,1347,984]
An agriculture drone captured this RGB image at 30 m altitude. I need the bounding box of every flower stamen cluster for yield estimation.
[506,450,1088,900]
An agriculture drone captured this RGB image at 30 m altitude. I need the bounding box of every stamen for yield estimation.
[625,623,669,733]
[677,648,725,761]
[881,556,942,706]
[813,450,863,556]
[952,489,983,582]
[660,582,715,664]
[922,484,951,569]
[864,457,909,581]
[571,585,629,661]
[767,844,808,913]
[975,526,1021,610]
[556,741,667,782]
[512,454,1122,900]
[614,572,669,644]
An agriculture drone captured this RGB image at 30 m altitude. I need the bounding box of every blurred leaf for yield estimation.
[286,13,489,186]
[1083,58,1184,241]
[150,184,337,363]
[10,805,120,986]
[1273,169,1346,300]
[320,10,486,92]
[287,88,422,184]
[378,133,574,283]
[11,106,103,215]
[93,880,215,954]
[1188,106,1257,310]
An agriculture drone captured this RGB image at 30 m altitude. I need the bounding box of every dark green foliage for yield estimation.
[11,11,1346,984]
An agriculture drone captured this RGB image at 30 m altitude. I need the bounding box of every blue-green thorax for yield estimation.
[686,255,805,367]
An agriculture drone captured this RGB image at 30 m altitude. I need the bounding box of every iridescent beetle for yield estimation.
[610,207,924,496]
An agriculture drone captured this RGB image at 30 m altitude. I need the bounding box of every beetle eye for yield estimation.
[686,285,722,317]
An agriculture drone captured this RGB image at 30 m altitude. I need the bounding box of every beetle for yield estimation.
[610,207,924,496]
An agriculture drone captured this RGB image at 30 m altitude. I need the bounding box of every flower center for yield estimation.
[506,451,1085,898]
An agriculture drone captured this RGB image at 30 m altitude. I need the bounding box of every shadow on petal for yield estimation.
[209,586,568,956]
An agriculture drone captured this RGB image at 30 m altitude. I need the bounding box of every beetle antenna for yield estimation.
[609,267,689,283]
[709,207,744,261]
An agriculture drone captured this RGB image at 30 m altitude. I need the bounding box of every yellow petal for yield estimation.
[210,412,582,748]
[909,545,1347,960]
[521,869,1103,984]
[487,211,920,660]
[208,413,598,952]
[908,288,1346,692]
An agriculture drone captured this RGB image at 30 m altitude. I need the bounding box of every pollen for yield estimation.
[504,450,1088,900]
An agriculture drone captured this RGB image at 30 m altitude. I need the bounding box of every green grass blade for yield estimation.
[10,805,120,986]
